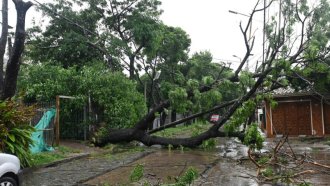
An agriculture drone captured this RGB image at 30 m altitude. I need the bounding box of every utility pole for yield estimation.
[262,0,266,71]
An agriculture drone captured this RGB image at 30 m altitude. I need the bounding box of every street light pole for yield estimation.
[229,10,253,71]
[263,0,266,70]
[228,10,249,18]
[232,55,241,62]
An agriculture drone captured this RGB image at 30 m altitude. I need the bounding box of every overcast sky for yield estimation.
[160,0,268,67]
[5,0,271,68]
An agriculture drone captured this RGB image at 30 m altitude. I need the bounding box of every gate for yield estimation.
[28,101,55,147]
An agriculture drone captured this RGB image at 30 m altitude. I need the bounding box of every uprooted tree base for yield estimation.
[247,136,330,185]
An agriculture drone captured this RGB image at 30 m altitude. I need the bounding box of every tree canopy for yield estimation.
[2,0,330,149]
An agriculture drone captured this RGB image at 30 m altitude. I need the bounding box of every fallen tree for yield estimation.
[92,0,330,147]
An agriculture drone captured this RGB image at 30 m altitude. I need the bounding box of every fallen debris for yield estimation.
[248,136,330,185]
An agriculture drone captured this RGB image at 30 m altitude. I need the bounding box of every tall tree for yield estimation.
[0,0,9,92]
[28,0,163,77]
[26,0,104,68]
[0,0,33,100]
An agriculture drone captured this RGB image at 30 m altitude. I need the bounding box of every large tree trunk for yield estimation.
[1,0,32,100]
[160,111,167,126]
[171,109,176,122]
[0,0,8,92]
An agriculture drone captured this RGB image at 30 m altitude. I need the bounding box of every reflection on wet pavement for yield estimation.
[22,137,330,185]
[84,138,260,185]
[84,138,330,186]
[84,149,219,185]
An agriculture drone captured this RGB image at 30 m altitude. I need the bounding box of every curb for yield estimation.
[22,153,90,174]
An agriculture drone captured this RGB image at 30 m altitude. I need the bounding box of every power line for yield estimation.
[213,57,241,63]
[31,0,98,37]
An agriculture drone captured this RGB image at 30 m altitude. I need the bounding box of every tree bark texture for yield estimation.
[0,0,8,92]
[2,0,32,100]
[129,56,135,79]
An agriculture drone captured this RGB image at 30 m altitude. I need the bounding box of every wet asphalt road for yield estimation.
[22,138,330,186]
[22,151,152,186]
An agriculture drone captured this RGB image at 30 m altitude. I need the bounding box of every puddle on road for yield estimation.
[84,149,219,185]
[84,139,257,185]
[84,138,330,186]
[303,150,330,186]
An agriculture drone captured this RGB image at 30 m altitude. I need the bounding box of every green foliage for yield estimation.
[201,138,216,150]
[239,71,255,88]
[130,164,144,182]
[0,100,36,167]
[298,182,312,186]
[200,90,222,111]
[267,0,330,94]
[257,156,270,165]
[167,144,173,151]
[155,51,239,115]
[26,1,104,68]
[290,60,330,93]
[27,0,166,74]
[18,62,147,129]
[148,25,191,64]
[30,153,64,166]
[243,123,264,150]
[18,64,78,102]
[30,146,79,166]
[261,167,274,178]
[154,122,210,138]
[83,67,146,129]
[224,99,257,133]
[174,167,198,186]
[202,76,215,86]
[153,122,215,150]
[219,79,243,101]
[183,51,221,81]
[168,87,190,113]
[190,123,216,150]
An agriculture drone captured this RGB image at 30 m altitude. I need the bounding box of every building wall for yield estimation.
[265,96,324,137]
[311,99,323,135]
[324,102,330,134]
[265,101,272,137]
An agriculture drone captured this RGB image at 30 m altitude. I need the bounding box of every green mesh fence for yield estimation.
[30,108,56,153]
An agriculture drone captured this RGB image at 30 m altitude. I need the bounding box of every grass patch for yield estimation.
[153,121,217,150]
[153,121,211,138]
[99,143,146,161]
[30,146,80,166]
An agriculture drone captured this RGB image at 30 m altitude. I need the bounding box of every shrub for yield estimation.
[175,167,199,186]
[243,123,264,150]
[0,100,35,167]
[130,164,144,182]
[19,62,147,130]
